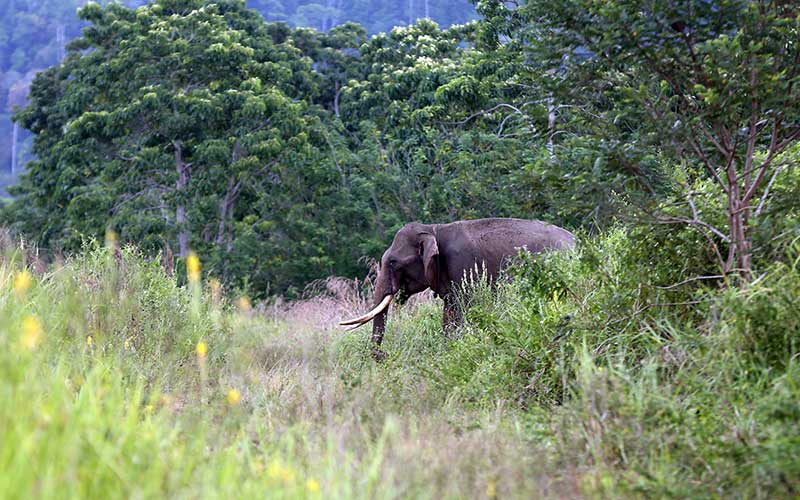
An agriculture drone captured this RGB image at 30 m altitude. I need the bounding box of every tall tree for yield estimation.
[492,0,800,281]
[7,0,369,294]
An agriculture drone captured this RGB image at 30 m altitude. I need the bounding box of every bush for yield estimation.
[386,226,800,497]
[2,224,798,497]
[362,226,800,497]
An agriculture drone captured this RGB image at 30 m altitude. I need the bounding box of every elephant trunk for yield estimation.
[370,307,387,345]
[338,267,396,341]
[370,267,392,346]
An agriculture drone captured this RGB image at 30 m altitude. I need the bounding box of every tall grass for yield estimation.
[0,242,558,499]
[413,230,800,498]
[1,229,798,498]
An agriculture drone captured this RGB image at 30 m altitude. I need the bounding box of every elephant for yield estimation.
[339,218,575,359]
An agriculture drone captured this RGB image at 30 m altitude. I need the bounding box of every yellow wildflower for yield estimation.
[196,341,208,359]
[227,388,241,406]
[186,252,201,283]
[105,229,118,249]
[13,270,33,296]
[86,335,94,347]
[267,461,294,483]
[486,479,497,499]
[124,338,131,349]
[209,278,222,306]
[266,461,281,479]
[306,478,320,493]
[21,315,43,351]
[236,296,252,312]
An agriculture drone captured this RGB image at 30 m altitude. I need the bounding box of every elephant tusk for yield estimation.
[339,294,394,328]
[341,322,365,332]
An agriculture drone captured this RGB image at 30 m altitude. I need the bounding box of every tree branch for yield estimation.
[742,123,800,203]
[655,274,726,290]
[657,215,730,243]
[685,134,728,193]
[754,165,784,217]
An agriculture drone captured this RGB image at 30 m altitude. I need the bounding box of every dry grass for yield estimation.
[4,230,799,498]
[216,329,568,498]
[0,241,584,498]
[0,227,46,273]
[202,275,574,499]
[270,261,436,331]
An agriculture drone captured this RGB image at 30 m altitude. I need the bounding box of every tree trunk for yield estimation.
[724,154,754,283]
[547,99,556,160]
[11,121,18,175]
[219,142,244,245]
[333,80,341,118]
[729,200,752,282]
[56,24,66,62]
[216,175,242,279]
[217,141,246,278]
[216,177,235,246]
[174,141,189,258]
[739,209,752,281]
[217,180,235,282]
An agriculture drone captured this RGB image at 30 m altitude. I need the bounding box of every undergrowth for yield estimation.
[1,228,799,498]
[375,228,800,498]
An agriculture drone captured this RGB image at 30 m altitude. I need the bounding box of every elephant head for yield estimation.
[339,223,439,348]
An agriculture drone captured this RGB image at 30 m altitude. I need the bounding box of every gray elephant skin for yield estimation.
[340,218,575,359]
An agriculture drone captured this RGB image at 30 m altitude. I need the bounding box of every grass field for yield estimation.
[1,230,799,498]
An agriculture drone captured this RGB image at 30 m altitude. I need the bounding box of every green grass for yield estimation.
[1,232,799,498]
[0,244,553,499]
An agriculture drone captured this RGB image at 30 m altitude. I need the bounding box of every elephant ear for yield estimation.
[419,232,439,290]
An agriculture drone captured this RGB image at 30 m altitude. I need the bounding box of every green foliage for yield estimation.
[4,0,378,296]
[3,203,800,496]
[5,1,666,296]
[0,240,546,499]
[363,226,800,497]
[4,1,798,298]
[718,255,800,373]
[508,0,800,278]
[0,0,478,187]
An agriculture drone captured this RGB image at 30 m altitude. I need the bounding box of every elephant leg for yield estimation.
[442,294,461,339]
[370,347,388,362]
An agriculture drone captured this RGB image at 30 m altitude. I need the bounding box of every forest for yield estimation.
[0,0,799,498]
[0,0,476,196]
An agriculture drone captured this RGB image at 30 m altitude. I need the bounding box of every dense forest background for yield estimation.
[0,0,476,196]
[1,0,798,298]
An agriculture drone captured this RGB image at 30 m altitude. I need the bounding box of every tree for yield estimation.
[289,22,367,116]
[6,0,372,294]
[509,0,800,282]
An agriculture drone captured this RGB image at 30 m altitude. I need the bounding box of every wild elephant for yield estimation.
[340,218,575,360]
